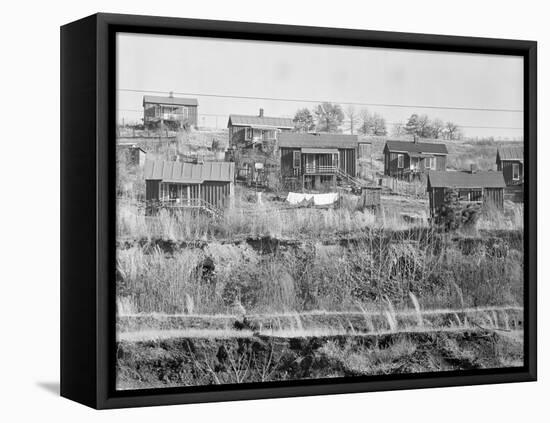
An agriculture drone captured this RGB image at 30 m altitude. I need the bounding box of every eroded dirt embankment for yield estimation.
[116,329,523,390]
[116,229,524,256]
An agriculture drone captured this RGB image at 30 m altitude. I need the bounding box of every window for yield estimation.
[512,163,520,180]
[245,127,252,141]
[293,151,301,168]
[458,189,482,202]
[397,154,404,168]
[425,157,435,170]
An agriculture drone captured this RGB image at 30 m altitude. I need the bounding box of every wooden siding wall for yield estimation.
[338,148,357,177]
[385,151,446,177]
[280,148,297,177]
[145,180,160,201]
[504,185,524,203]
[187,106,198,126]
[280,148,356,177]
[499,160,524,186]
[429,186,504,215]
[145,180,232,209]
[143,104,198,127]
[201,181,232,208]
[428,187,446,215]
[483,188,504,209]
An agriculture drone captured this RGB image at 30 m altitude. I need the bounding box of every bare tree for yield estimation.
[392,122,406,137]
[417,114,432,138]
[431,118,444,139]
[345,105,360,134]
[371,113,387,136]
[445,121,460,140]
[359,108,373,135]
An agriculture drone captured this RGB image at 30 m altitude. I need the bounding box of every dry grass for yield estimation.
[117,227,523,316]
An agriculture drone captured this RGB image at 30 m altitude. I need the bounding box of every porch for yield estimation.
[293,148,340,176]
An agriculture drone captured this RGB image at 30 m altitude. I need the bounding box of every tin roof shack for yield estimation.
[117,143,147,167]
[278,133,364,191]
[496,146,524,184]
[383,139,448,181]
[227,109,294,188]
[144,160,234,216]
[228,109,294,151]
[143,95,198,130]
[427,170,506,216]
[496,146,524,203]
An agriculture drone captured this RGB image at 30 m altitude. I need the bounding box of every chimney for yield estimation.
[259,108,264,117]
[470,164,477,174]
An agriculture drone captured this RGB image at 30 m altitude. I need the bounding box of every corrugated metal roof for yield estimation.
[278,133,359,149]
[143,96,198,107]
[497,146,524,161]
[144,160,234,183]
[228,114,294,128]
[428,171,506,189]
[385,140,448,155]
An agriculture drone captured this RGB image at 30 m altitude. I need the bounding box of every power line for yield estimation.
[116,108,523,130]
[118,88,523,114]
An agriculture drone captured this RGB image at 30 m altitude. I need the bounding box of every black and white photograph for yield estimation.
[114,32,526,391]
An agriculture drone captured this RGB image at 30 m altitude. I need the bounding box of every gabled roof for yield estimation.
[144,160,234,183]
[497,146,524,161]
[278,133,359,149]
[228,114,294,129]
[143,96,198,107]
[385,140,448,155]
[428,171,505,189]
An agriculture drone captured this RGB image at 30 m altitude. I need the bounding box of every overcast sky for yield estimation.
[117,33,523,139]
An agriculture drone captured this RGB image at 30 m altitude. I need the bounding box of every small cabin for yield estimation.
[383,139,448,181]
[496,146,524,186]
[117,143,146,167]
[144,160,234,214]
[427,170,506,215]
[143,95,198,129]
[227,109,294,150]
[278,133,364,190]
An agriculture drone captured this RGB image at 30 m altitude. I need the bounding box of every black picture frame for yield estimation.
[60,12,537,409]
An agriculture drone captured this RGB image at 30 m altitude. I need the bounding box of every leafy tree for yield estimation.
[435,189,480,232]
[404,114,420,136]
[314,102,344,132]
[293,108,315,132]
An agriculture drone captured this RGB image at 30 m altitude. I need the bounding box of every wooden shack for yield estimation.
[427,170,506,215]
[278,133,361,190]
[227,109,294,149]
[117,143,146,167]
[496,146,524,202]
[143,95,198,129]
[383,138,448,181]
[144,160,234,215]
